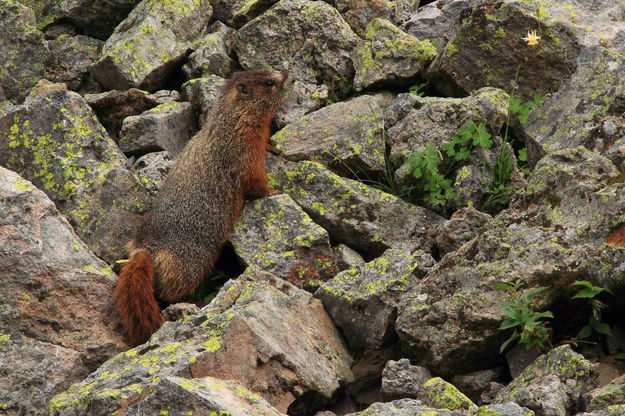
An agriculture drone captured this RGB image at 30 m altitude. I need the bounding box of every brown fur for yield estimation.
[115,70,289,346]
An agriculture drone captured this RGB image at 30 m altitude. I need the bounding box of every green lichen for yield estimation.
[422,377,477,411]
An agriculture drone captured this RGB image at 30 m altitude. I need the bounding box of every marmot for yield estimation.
[115,70,290,346]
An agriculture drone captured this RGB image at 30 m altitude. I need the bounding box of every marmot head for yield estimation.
[222,69,291,119]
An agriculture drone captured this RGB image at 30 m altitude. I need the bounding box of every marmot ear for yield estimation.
[236,83,248,95]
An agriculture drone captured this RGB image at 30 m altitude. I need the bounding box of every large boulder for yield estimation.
[44,34,103,93]
[329,0,415,37]
[0,167,124,416]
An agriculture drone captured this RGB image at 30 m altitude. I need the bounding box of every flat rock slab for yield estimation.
[0,89,152,263]
[49,271,353,415]
[0,167,125,416]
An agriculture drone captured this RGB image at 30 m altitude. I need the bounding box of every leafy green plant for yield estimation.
[495,279,553,353]
[485,142,515,209]
[509,93,543,124]
[570,280,613,341]
[409,83,427,97]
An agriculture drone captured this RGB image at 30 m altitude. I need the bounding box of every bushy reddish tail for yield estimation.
[115,250,163,346]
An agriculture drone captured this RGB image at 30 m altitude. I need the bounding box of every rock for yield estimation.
[317,248,434,350]
[381,358,432,400]
[505,344,542,379]
[576,406,625,416]
[268,159,445,258]
[210,0,279,28]
[84,88,164,139]
[44,34,103,93]
[271,93,394,177]
[335,243,365,269]
[352,18,437,92]
[473,402,536,416]
[480,382,505,405]
[426,0,585,99]
[133,151,174,194]
[421,377,478,412]
[345,398,466,416]
[235,0,358,92]
[0,1,47,103]
[49,270,353,415]
[161,302,200,322]
[523,46,625,167]
[436,207,493,256]
[0,89,152,263]
[182,22,237,79]
[91,0,213,90]
[395,147,625,376]
[119,101,197,156]
[0,167,125,416]
[231,194,341,289]
[493,346,598,416]
[588,374,625,411]
[329,0,415,37]
[273,81,329,128]
[180,74,226,126]
[451,369,502,405]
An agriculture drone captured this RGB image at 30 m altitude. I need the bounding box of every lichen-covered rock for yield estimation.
[421,377,478,412]
[523,46,625,167]
[329,0,415,37]
[268,159,445,258]
[588,374,625,411]
[381,358,432,400]
[344,398,466,416]
[49,270,353,415]
[473,402,536,416]
[211,0,279,28]
[119,101,197,156]
[576,406,625,416]
[44,34,103,93]
[0,89,152,263]
[231,194,341,289]
[235,0,358,92]
[451,369,502,405]
[396,147,625,376]
[317,248,434,350]
[426,0,583,99]
[180,74,226,126]
[274,80,329,129]
[436,207,493,255]
[353,18,437,92]
[493,346,598,416]
[0,167,125,416]
[182,22,237,79]
[271,93,394,177]
[91,0,213,90]
[0,1,47,103]
[133,151,174,194]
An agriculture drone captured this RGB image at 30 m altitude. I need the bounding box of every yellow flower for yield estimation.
[522,30,541,46]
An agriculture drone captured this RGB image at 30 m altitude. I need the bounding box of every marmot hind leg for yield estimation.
[153,249,216,303]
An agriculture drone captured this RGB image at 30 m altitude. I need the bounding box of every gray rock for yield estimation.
[0,1,47,103]
[268,159,445,258]
[235,0,359,92]
[180,74,226,127]
[505,344,542,379]
[317,248,434,350]
[273,80,329,129]
[493,346,598,416]
[345,399,466,416]
[474,402,536,416]
[335,243,365,269]
[161,302,200,322]
[352,18,437,92]
[91,0,213,90]
[271,93,394,177]
[436,207,492,255]
[0,167,125,416]
[210,0,279,28]
[133,151,174,194]
[576,406,625,416]
[182,23,237,79]
[45,34,103,93]
[329,0,415,37]
[588,374,625,411]
[0,89,152,263]
[420,377,478,412]
[451,369,501,405]
[49,270,353,415]
[119,101,197,156]
[381,358,432,400]
[231,194,342,289]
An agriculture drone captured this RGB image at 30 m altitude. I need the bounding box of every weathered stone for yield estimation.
[317,248,434,350]
[421,377,478,412]
[353,18,437,92]
[235,0,358,92]
[161,302,200,322]
[329,0,415,37]
[271,93,394,177]
[274,80,329,129]
[45,34,103,93]
[0,167,125,416]
[335,243,365,269]
[91,0,213,90]
[505,344,542,379]
[182,22,237,79]
[436,207,493,255]
[576,406,625,416]
[345,398,466,416]
[231,194,341,289]
[0,89,152,263]
[451,369,502,405]
[210,0,279,28]
[493,346,598,416]
[133,151,174,194]
[396,147,625,376]
[180,74,226,126]
[473,402,536,416]
[49,271,353,415]
[381,358,432,400]
[268,159,445,258]
[119,101,197,156]
[588,374,625,411]
[0,1,47,103]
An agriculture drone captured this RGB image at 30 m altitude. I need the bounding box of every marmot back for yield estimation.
[115,70,290,346]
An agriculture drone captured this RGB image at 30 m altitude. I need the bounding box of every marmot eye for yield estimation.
[263,80,275,87]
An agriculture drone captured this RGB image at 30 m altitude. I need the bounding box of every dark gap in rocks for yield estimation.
[161,59,190,93]
[418,0,438,8]
[123,145,165,160]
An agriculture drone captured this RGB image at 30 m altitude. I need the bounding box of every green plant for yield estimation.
[509,93,543,124]
[495,279,553,353]
[485,142,515,209]
[570,280,613,340]
[409,83,427,97]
